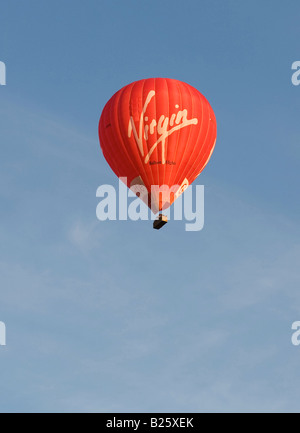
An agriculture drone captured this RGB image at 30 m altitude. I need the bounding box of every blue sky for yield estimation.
[0,0,300,413]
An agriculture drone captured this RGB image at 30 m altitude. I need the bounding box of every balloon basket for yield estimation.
[153,214,168,230]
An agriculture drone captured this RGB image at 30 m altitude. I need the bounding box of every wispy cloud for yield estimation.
[68,220,101,252]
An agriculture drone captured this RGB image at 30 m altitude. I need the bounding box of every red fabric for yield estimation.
[99,78,217,212]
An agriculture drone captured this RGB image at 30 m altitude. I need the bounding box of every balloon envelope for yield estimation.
[98,78,216,212]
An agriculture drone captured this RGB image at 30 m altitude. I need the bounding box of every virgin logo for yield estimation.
[128,90,198,164]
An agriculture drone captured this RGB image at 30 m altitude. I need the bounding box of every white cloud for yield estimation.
[68,220,101,252]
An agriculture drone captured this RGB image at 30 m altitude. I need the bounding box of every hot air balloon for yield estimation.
[98,78,217,229]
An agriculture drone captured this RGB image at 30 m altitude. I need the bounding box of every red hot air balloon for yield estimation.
[98,78,217,229]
